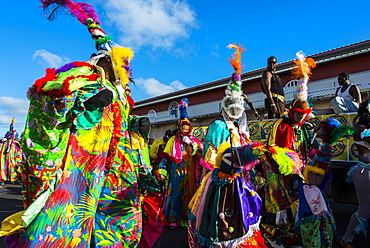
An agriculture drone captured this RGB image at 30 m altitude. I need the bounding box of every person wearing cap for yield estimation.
[0,1,154,247]
[261,56,286,119]
[330,72,362,113]
[340,100,370,248]
[161,98,203,228]
[262,52,316,246]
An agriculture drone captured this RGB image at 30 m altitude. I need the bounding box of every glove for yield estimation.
[84,89,113,109]
[190,143,198,156]
[138,117,150,135]
[183,136,192,145]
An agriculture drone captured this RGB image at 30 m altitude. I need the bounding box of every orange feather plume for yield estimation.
[291,56,316,80]
[227,44,245,74]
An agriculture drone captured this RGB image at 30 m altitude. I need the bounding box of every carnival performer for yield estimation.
[0,1,150,247]
[149,129,177,205]
[201,44,267,196]
[129,116,164,248]
[150,129,177,184]
[0,118,22,185]
[340,100,370,248]
[161,98,203,228]
[188,141,304,248]
[296,118,354,248]
[202,44,250,170]
[263,51,316,246]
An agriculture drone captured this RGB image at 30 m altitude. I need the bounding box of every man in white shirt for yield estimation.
[331,72,362,113]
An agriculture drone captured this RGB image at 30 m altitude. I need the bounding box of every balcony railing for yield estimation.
[147,71,370,123]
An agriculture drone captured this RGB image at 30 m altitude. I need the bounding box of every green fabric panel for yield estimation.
[300,219,321,247]
[42,66,97,92]
[72,82,108,129]
[199,184,221,242]
[21,169,62,226]
[21,93,72,203]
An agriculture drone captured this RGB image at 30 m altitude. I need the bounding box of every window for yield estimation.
[147,110,157,123]
[169,101,179,118]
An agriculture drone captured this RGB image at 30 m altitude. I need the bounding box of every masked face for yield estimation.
[222,95,244,120]
[96,57,116,82]
[307,171,326,186]
[180,124,191,135]
[293,111,307,124]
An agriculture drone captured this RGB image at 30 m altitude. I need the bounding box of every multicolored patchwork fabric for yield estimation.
[296,185,336,248]
[0,137,22,182]
[16,63,143,247]
[164,159,185,225]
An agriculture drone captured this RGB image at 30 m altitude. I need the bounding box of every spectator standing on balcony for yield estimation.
[261,56,286,119]
[331,72,361,113]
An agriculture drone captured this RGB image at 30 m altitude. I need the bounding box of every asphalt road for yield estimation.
[0,183,369,248]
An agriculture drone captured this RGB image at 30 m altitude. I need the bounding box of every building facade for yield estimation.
[132,40,370,140]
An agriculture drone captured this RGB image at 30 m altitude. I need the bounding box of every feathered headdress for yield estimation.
[214,141,304,176]
[178,98,191,127]
[221,44,246,120]
[40,0,134,87]
[41,0,111,52]
[290,51,316,110]
[4,118,17,139]
[304,118,354,188]
[224,44,245,97]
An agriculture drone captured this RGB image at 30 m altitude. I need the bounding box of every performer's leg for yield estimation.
[330,96,347,113]
[342,167,370,243]
[343,99,359,113]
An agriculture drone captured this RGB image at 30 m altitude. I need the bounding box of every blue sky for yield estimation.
[1,0,370,136]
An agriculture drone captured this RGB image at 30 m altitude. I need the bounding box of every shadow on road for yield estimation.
[0,184,369,248]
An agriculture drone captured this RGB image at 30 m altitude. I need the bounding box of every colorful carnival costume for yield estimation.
[0,1,150,247]
[162,98,203,227]
[263,51,316,246]
[202,44,266,197]
[202,44,250,171]
[188,141,304,248]
[296,118,354,247]
[129,116,163,248]
[0,118,22,184]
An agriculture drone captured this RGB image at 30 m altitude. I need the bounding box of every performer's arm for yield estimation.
[243,94,260,120]
[261,71,278,116]
[350,85,362,103]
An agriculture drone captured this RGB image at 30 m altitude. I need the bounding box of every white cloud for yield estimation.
[32,49,70,68]
[0,96,29,135]
[135,77,186,96]
[101,0,197,50]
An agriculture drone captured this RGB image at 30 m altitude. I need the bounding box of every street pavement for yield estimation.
[0,183,369,248]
